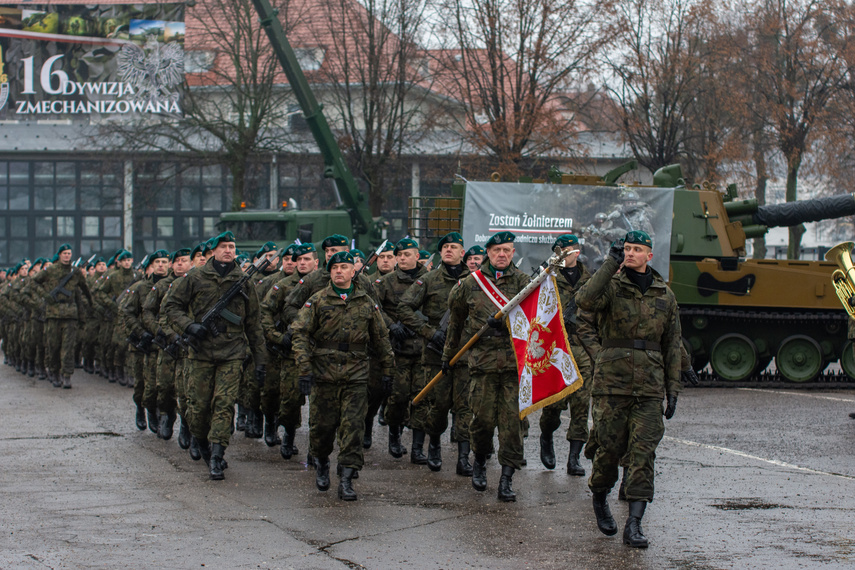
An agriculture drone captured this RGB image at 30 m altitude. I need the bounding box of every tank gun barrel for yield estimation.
[753,194,855,228]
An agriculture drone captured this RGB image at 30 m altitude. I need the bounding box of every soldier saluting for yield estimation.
[576,230,682,548]
[162,231,268,481]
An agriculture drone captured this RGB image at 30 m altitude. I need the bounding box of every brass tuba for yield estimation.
[825,241,855,318]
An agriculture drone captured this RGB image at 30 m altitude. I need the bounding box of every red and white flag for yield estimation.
[471,270,583,418]
[507,275,582,418]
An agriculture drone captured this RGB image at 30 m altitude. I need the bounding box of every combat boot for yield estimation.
[135,405,147,431]
[189,436,202,461]
[338,467,358,501]
[540,431,556,469]
[472,453,488,492]
[592,492,618,536]
[456,441,473,476]
[623,501,648,548]
[567,440,586,476]
[159,413,175,440]
[409,429,427,464]
[388,425,406,459]
[427,435,442,472]
[497,466,516,502]
[62,375,72,389]
[37,365,46,380]
[108,368,117,383]
[235,404,247,432]
[117,369,127,386]
[263,414,281,447]
[209,443,226,480]
[14,358,21,373]
[51,371,62,388]
[177,416,191,449]
[280,425,295,460]
[83,358,94,374]
[28,360,35,378]
[244,409,263,439]
[198,439,211,467]
[126,375,135,389]
[336,463,359,479]
[377,402,387,426]
[147,408,158,434]
[93,361,102,376]
[362,421,372,449]
[314,456,331,491]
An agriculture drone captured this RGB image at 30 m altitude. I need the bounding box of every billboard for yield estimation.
[462,182,675,277]
[0,3,185,120]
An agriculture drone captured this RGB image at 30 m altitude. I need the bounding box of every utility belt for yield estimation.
[316,340,368,354]
[601,339,661,352]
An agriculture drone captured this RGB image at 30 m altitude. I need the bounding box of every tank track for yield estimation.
[680,306,855,386]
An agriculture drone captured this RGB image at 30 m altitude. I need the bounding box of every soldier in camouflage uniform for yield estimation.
[32,244,92,389]
[443,232,529,501]
[22,259,48,380]
[162,232,267,481]
[94,250,135,384]
[537,234,595,476]
[82,257,107,374]
[261,242,319,460]
[576,230,682,548]
[374,238,429,461]
[292,251,394,501]
[399,231,472,474]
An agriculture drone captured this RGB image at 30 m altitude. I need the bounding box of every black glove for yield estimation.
[388,322,408,341]
[298,374,314,396]
[381,375,393,397]
[280,331,293,350]
[185,323,208,341]
[681,368,699,386]
[138,331,154,350]
[430,329,446,348]
[441,361,452,376]
[664,394,678,420]
[486,316,506,330]
[255,365,266,388]
[608,239,625,264]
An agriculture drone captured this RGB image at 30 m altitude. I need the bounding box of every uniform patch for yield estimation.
[655,298,668,311]
[273,285,279,291]
[416,280,423,285]
[151,286,156,291]
[375,278,382,283]
[304,301,312,307]
[299,279,305,284]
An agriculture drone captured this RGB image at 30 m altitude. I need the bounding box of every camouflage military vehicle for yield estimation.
[409,162,855,383]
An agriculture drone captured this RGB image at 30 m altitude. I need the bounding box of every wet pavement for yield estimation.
[2,369,855,569]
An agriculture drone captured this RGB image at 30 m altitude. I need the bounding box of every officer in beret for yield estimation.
[418,250,433,271]
[191,243,208,268]
[375,240,397,276]
[537,235,595,476]
[93,249,135,384]
[463,246,486,273]
[32,243,93,389]
[576,230,681,548]
[162,231,268,480]
[399,231,473,474]
[292,251,394,501]
[443,231,529,501]
[280,243,299,278]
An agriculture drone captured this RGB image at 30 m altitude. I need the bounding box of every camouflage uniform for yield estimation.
[32,262,91,380]
[443,262,529,470]
[374,264,429,430]
[142,273,180,421]
[93,266,135,380]
[82,271,105,371]
[399,263,472,441]
[21,277,47,378]
[576,255,682,502]
[121,274,155,408]
[292,284,394,470]
[162,258,267,449]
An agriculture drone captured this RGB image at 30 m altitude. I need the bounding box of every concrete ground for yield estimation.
[1,368,854,569]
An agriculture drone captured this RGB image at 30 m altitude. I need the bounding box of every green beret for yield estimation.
[93,256,106,265]
[292,243,317,262]
[10,262,21,275]
[321,234,349,250]
[171,248,192,261]
[326,250,355,272]
[484,231,515,248]
[32,257,47,267]
[394,238,419,254]
[190,242,206,258]
[463,245,486,262]
[419,250,431,260]
[625,230,652,248]
[437,231,464,251]
[552,234,579,250]
[209,231,236,249]
[139,254,151,269]
[49,254,59,264]
[283,243,299,257]
[116,250,133,262]
[56,243,72,255]
[350,248,365,260]
[237,253,250,264]
[255,241,278,260]
[380,241,395,253]
[148,249,170,263]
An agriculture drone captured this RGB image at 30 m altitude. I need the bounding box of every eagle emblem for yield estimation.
[117,36,184,105]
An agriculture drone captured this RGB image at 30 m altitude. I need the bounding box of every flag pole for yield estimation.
[412,246,575,405]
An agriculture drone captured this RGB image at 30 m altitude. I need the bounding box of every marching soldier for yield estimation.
[442,232,529,501]
[399,231,472,474]
[82,257,107,374]
[537,234,595,476]
[374,238,430,461]
[94,250,135,384]
[375,241,397,276]
[32,244,92,389]
[463,246,485,273]
[162,231,268,480]
[291,251,394,501]
[576,231,682,548]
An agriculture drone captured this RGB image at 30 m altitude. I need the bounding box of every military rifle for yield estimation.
[48,257,83,301]
[195,254,273,339]
[352,239,388,282]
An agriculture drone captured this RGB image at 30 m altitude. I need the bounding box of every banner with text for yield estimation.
[462,182,675,277]
[0,3,185,120]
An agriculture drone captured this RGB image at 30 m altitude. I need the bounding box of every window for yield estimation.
[103,217,121,237]
[57,216,75,236]
[185,50,216,73]
[83,216,100,237]
[35,217,53,237]
[157,217,174,237]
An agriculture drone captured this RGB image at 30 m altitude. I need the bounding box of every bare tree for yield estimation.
[432,0,609,180]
